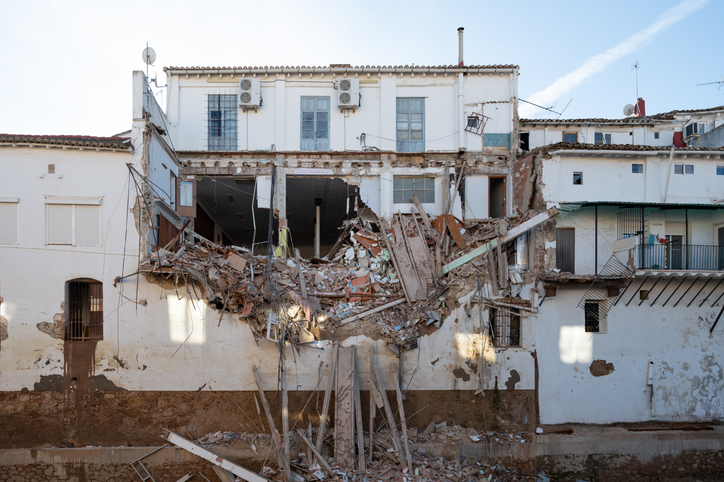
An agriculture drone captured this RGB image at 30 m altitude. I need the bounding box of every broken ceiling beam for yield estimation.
[339,298,406,326]
[442,207,558,274]
[163,430,269,482]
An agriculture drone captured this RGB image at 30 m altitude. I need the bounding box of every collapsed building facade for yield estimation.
[2,40,724,480]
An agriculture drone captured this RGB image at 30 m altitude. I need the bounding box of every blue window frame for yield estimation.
[632,164,643,174]
[396,98,425,152]
[208,94,237,151]
[300,97,330,151]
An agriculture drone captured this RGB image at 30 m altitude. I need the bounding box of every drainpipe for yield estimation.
[663,147,674,202]
[457,28,466,150]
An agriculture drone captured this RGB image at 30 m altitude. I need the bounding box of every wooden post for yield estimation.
[251,366,285,470]
[281,356,292,482]
[370,348,406,469]
[297,430,334,476]
[335,346,355,468]
[391,364,413,473]
[353,347,366,472]
[315,344,338,459]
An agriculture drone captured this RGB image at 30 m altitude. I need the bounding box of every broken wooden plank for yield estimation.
[211,466,236,482]
[390,219,427,300]
[163,430,269,482]
[368,380,376,464]
[297,429,334,476]
[335,346,355,468]
[487,250,500,297]
[411,195,441,245]
[391,364,413,473]
[371,349,406,469]
[281,356,292,482]
[353,347,366,473]
[252,366,285,469]
[442,207,559,274]
[315,344,338,457]
[339,298,406,326]
[375,216,412,304]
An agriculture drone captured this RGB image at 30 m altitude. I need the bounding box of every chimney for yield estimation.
[457,27,464,67]
[635,97,646,117]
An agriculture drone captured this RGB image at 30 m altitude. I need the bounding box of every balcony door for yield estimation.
[666,235,683,269]
[301,97,330,151]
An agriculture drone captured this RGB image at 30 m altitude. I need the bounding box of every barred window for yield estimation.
[489,307,521,347]
[584,301,601,333]
[65,279,103,341]
[208,94,238,151]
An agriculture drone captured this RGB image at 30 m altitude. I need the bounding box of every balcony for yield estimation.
[639,243,724,271]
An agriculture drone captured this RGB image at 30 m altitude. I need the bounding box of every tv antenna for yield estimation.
[632,61,640,102]
[697,74,724,91]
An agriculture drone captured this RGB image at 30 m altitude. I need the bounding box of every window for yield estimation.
[397,98,425,152]
[556,228,575,273]
[177,179,196,218]
[0,198,19,244]
[684,122,705,138]
[563,132,578,143]
[393,176,435,203]
[584,301,601,333]
[489,307,520,347]
[208,94,238,151]
[47,202,100,246]
[717,166,724,176]
[301,97,330,151]
[674,164,694,175]
[573,172,583,185]
[632,164,643,174]
[654,132,660,139]
[594,133,611,145]
[65,279,103,341]
[519,132,530,151]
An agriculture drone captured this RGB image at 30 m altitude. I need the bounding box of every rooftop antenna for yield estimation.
[142,43,156,82]
[697,74,724,91]
[632,60,640,104]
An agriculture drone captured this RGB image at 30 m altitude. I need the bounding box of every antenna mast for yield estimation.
[633,60,639,101]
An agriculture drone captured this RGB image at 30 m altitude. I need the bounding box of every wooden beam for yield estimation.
[371,349,406,469]
[252,366,285,469]
[354,347,366,473]
[411,196,440,245]
[297,430,334,476]
[164,430,269,482]
[442,207,559,274]
[339,298,405,326]
[335,346,355,468]
[280,357,292,482]
[315,344,338,459]
[391,364,413,473]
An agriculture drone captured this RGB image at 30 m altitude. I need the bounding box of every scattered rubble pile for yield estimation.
[135,196,556,350]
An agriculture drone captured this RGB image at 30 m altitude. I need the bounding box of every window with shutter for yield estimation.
[0,200,19,244]
[47,203,100,246]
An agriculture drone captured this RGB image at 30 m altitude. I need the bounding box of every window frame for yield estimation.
[65,278,103,341]
[573,172,583,185]
[632,164,643,174]
[207,94,238,151]
[584,300,607,333]
[594,132,612,145]
[396,97,425,152]
[393,176,435,204]
[300,96,331,151]
[488,306,521,348]
[0,198,19,245]
[717,166,724,176]
[46,200,101,247]
[563,132,578,143]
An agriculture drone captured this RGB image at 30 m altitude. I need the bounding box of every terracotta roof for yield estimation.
[0,134,132,151]
[164,64,518,73]
[520,117,662,125]
[539,142,724,153]
[650,106,724,118]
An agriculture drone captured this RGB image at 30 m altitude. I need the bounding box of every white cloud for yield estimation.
[520,0,711,117]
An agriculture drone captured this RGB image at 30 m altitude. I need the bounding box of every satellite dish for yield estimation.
[623,104,634,116]
[142,47,156,65]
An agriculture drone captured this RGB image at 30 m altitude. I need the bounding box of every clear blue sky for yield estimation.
[0,0,721,136]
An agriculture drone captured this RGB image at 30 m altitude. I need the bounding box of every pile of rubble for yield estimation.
[134,197,557,351]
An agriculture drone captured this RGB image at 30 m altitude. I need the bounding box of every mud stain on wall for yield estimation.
[34,374,64,391]
[63,341,98,391]
[0,316,8,346]
[505,369,521,390]
[452,367,471,381]
[590,359,615,377]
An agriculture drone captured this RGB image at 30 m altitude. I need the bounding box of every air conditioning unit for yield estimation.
[684,122,705,139]
[337,78,360,109]
[239,78,261,109]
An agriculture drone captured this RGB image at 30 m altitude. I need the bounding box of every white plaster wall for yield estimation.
[537,286,724,424]
[148,135,178,207]
[464,175,490,220]
[165,72,515,153]
[542,153,724,206]
[555,207,618,275]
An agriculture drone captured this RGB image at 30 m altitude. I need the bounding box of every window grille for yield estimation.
[208,94,238,151]
[65,279,103,341]
[489,307,521,347]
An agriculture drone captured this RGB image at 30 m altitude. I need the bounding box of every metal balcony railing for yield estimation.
[639,244,724,271]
